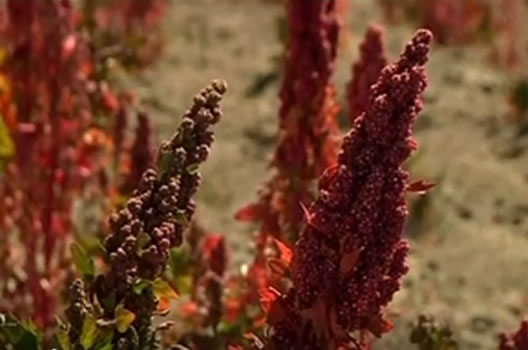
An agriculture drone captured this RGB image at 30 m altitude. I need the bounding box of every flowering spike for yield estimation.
[264,29,433,350]
[239,0,342,244]
[347,23,388,124]
[124,110,154,193]
[499,318,528,350]
[65,80,228,348]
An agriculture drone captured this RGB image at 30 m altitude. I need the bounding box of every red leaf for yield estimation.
[267,257,289,277]
[244,333,264,349]
[300,202,314,225]
[273,238,293,265]
[258,286,280,314]
[407,180,435,194]
[103,90,120,113]
[319,163,339,190]
[234,203,263,222]
[366,314,394,338]
[408,137,419,151]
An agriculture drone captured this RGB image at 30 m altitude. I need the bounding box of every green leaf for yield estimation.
[132,279,151,295]
[136,232,151,257]
[169,244,191,277]
[71,243,95,279]
[93,328,114,350]
[158,148,174,178]
[172,211,189,228]
[114,305,135,334]
[57,329,71,350]
[56,317,71,350]
[175,275,193,295]
[94,343,113,350]
[185,163,199,174]
[0,314,41,350]
[81,314,97,349]
[153,278,179,300]
[91,294,104,317]
[102,293,116,312]
[136,232,150,251]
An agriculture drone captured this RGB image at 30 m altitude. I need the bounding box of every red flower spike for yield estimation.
[347,23,388,124]
[238,0,342,242]
[499,318,528,350]
[365,314,394,338]
[263,29,433,350]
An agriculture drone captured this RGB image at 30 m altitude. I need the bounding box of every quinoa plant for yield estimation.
[346,23,388,125]
[257,29,434,350]
[60,80,227,350]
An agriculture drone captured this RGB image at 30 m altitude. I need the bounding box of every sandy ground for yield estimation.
[126,0,528,349]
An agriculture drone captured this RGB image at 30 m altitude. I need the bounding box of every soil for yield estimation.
[127,0,528,349]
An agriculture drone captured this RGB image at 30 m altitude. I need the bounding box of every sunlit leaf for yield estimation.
[56,317,71,350]
[94,343,113,350]
[273,239,293,265]
[136,232,151,253]
[71,243,95,279]
[93,328,114,350]
[153,278,179,300]
[0,114,15,171]
[81,314,97,349]
[172,210,189,228]
[115,305,135,334]
[185,163,199,174]
[0,49,7,66]
[132,279,151,295]
[169,245,191,277]
[92,294,104,317]
[57,329,71,350]
[175,275,192,295]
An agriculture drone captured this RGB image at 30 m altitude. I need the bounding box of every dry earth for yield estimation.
[125,0,528,349]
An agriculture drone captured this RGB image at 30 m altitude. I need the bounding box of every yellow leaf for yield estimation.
[153,278,179,300]
[56,318,71,350]
[115,304,135,334]
[80,314,97,350]
[0,114,14,163]
[57,329,71,350]
[175,275,192,295]
[0,74,9,95]
[0,48,7,66]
